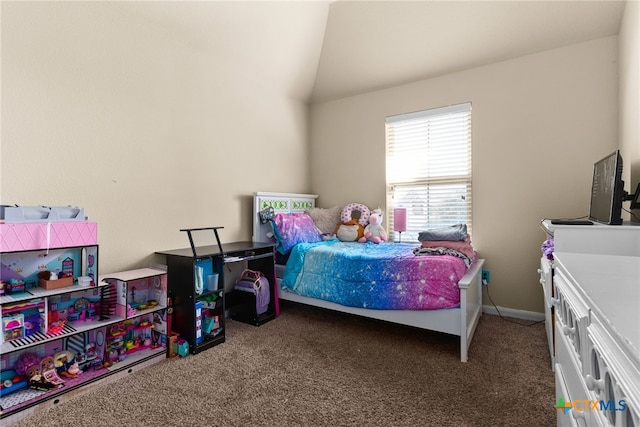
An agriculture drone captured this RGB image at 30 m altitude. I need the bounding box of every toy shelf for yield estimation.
[0,345,165,415]
[0,222,168,424]
[0,279,119,354]
[103,345,165,371]
[100,267,168,323]
[1,299,45,315]
[0,280,105,305]
[0,311,126,355]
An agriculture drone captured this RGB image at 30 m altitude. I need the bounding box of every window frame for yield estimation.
[385,102,472,242]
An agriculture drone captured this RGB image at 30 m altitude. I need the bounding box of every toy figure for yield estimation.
[336,207,368,242]
[64,363,82,378]
[53,349,77,378]
[336,218,364,242]
[360,208,388,244]
[126,304,136,317]
[40,356,55,372]
[15,353,63,390]
[26,365,60,390]
[15,352,41,378]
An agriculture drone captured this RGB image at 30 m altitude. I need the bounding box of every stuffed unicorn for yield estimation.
[359,208,387,244]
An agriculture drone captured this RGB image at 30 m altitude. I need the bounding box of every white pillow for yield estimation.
[305,206,342,234]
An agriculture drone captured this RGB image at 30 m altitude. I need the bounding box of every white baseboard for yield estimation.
[482,304,545,321]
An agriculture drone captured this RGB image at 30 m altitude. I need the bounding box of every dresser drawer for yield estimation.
[587,312,640,427]
[555,363,592,427]
[556,320,590,398]
[554,270,590,371]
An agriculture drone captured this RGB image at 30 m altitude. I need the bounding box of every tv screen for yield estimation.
[589,150,624,225]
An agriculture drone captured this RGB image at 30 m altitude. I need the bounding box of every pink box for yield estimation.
[0,221,97,252]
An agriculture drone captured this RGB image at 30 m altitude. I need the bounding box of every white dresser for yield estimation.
[541,221,640,427]
[539,253,555,369]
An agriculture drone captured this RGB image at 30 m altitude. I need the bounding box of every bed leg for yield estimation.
[458,258,484,363]
[460,285,469,363]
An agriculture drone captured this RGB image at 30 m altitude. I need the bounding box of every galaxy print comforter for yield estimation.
[280,240,472,310]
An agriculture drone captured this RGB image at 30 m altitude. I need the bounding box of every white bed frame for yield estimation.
[253,192,485,362]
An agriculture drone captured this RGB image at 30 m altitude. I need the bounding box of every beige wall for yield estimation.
[619,0,640,221]
[309,37,620,313]
[2,3,637,314]
[1,2,310,273]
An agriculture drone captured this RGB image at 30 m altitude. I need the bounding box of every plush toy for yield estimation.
[360,208,388,243]
[335,209,365,242]
[336,219,364,242]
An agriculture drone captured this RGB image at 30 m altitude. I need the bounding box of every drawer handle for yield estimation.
[539,278,545,285]
[562,325,575,336]
[537,268,543,274]
[585,374,604,392]
[551,298,559,307]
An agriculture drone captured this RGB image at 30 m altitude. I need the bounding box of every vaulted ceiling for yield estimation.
[106,1,627,103]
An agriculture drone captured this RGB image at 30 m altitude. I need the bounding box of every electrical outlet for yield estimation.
[481,270,490,285]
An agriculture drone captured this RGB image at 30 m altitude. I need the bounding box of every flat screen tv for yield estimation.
[589,150,625,225]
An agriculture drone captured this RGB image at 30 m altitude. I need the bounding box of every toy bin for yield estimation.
[39,276,74,290]
[177,339,189,357]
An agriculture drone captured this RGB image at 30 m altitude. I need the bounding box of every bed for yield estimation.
[252,191,485,362]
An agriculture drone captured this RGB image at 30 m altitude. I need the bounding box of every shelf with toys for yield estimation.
[100,268,169,369]
[0,280,113,355]
[0,236,102,349]
[0,220,168,423]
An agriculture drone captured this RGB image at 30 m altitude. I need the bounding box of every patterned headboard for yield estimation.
[252,192,319,243]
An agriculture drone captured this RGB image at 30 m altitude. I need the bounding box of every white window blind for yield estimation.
[386,102,472,242]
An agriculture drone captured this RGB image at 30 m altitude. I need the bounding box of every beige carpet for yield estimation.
[9,301,555,426]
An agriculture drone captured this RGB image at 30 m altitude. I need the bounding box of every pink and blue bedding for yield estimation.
[281,240,473,310]
[271,212,322,254]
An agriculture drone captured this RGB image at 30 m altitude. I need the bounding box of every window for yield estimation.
[386,102,472,242]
